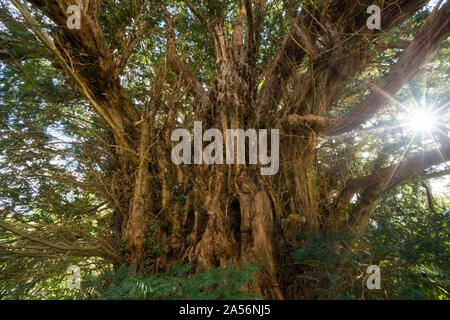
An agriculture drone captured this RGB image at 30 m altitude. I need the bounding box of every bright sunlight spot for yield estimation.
[403,106,438,134]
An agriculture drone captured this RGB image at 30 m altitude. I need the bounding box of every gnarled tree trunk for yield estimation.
[6,0,450,300]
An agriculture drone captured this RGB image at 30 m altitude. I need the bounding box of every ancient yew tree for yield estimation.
[0,0,449,299]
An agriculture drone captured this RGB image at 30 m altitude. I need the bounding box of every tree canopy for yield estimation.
[0,0,449,299]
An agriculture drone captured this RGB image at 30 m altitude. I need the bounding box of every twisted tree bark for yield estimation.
[4,0,450,299]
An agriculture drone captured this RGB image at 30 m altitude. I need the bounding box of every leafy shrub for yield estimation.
[75,263,260,300]
[292,184,449,300]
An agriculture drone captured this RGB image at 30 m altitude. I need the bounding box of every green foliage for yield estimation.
[292,185,449,300]
[144,221,167,266]
[75,263,260,300]
[361,184,449,300]
[0,0,448,301]
[292,231,364,299]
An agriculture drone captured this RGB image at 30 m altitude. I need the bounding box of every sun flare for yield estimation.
[405,108,438,134]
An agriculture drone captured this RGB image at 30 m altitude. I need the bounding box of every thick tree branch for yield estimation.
[324,1,450,135]
[232,4,246,58]
[334,143,450,234]
[258,0,429,127]
[0,219,122,263]
[401,168,450,184]
[116,17,149,75]
[14,0,141,152]
[335,144,450,215]
[421,182,436,213]
[182,0,206,23]
[164,13,208,108]
[255,23,309,125]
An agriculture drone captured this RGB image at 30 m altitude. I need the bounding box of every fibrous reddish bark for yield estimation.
[5,0,450,299]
